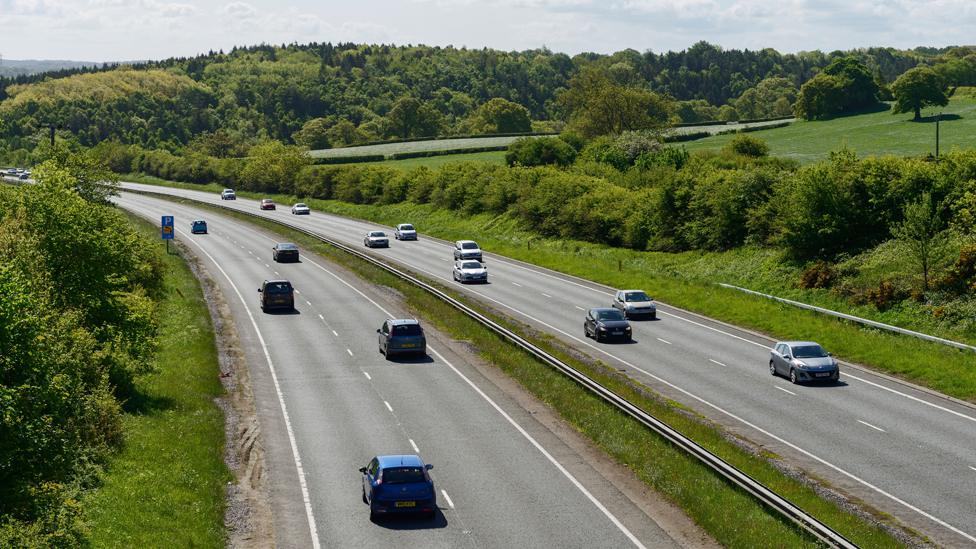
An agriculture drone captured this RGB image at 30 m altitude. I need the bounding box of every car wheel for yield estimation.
[789,368,798,384]
[594,331,603,343]
[769,361,777,376]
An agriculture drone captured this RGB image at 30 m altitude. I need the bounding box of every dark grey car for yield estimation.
[377,319,427,359]
[769,341,840,384]
[584,308,632,342]
[272,242,299,262]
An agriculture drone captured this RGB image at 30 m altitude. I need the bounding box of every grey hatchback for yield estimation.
[377,319,427,359]
[769,341,839,384]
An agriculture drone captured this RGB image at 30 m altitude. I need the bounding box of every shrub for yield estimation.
[799,261,837,289]
[726,134,770,157]
[505,137,577,167]
[634,146,690,170]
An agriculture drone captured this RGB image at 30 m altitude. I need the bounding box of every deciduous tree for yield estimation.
[891,67,948,121]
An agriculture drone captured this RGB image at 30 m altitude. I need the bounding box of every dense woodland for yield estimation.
[0,42,954,155]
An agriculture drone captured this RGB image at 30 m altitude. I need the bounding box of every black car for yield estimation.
[272,242,299,263]
[258,279,295,312]
[584,308,632,342]
[377,319,427,359]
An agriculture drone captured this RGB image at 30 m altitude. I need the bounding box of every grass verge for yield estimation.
[156,194,906,548]
[83,212,230,547]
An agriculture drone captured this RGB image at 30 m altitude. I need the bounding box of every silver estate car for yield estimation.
[364,231,390,248]
[611,290,657,319]
[769,341,840,384]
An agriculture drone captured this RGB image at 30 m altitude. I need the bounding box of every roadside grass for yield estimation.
[163,196,904,548]
[684,97,976,163]
[121,178,976,401]
[83,212,229,547]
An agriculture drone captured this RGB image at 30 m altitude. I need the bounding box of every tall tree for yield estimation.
[557,67,672,138]
[891,67,949,121]
[893,192,943,291]
[384,97,444,139]
[467,98,532,134]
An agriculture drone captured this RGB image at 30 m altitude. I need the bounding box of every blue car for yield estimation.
[190,220,208,234]
[360,454,436,520]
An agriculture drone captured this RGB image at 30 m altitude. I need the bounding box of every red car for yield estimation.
[260,199,276,210]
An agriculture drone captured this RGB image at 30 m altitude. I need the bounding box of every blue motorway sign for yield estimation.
[161,215,175,240]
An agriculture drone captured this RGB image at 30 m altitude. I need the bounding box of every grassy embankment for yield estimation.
[124,171,976,402]
[152,194,904,548]
[83,213,229,547]
[686,96,976,163]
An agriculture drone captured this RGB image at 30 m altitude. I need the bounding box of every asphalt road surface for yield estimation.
[116,192,693,549]
[118,182,976,547]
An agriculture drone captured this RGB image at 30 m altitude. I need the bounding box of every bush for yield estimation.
[726,134,770,157]
[505,137,577,167]
[799,261,837,289]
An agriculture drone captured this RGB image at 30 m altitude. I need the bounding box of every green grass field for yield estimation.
[685,97,976,163]
[83,213,229,547]
[310,136,523,158]
[356,149,506,169]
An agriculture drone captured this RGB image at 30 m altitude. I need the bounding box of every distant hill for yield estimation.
[0,59,103,77]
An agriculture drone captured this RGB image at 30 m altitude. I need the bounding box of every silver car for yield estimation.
[395,223,417,241]
[291,203,310,215]
[453,260,487,283]
[769,341,840,384]
[453,240,482,261]
[364,231,390,248]
[611,290,657,319]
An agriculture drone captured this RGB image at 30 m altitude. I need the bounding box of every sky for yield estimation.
[0,0,973,62]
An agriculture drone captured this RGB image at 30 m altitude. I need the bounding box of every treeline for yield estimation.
[0,41,936,154]
[0,151,163,543]
[96,136,976,270]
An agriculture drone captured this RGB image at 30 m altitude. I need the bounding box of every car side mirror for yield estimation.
[358,467,367,473]
[783,354,791,360]
[258,288,263,292]
[425,464,433,471]
[827,352,833,356]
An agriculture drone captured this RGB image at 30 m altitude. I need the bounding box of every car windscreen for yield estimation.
[277,243,297,250]
[392,324,422,336]
[381,467,425,484]
[460,262,482,269]
[792,345,827,358]
[596,310,625,321]
[400,224,414,231]
[624,292,650,302]
[193,221,206,226]
[265,282,292,294]
[461,242,478,249]
[369,231,386,237]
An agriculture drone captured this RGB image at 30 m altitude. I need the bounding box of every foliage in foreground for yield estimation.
[0,155,163,543]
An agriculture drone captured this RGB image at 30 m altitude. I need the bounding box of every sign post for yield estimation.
[161,215,174,253]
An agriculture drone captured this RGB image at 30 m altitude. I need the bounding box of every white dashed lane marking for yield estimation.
[858,420,886,433]
[346,349,354,357]
[575,306,585,311]
[409,439,420,453]
[441,490,455,509]
[709,359,726,367]
[384,401,393,413]
[656,338,672,345]
[775,386,796,396]
[363,372,371,380]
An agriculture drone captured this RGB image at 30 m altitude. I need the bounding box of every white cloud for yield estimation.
[221,1,257,19]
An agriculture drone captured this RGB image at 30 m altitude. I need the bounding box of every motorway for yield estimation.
[118,183,976,546]
[115,192,697,548]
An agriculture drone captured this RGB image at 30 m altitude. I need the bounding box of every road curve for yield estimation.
[115,192,695,549]
[118,182,976,547]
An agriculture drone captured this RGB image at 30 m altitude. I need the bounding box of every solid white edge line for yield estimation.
[425,346,647,549]
[294,254,645,547]
[409,438,420,453]
[363,371,371,380]
[384,401,393,413]
[857,420,886,433]
[175,227,321,549]
[441,489,455,509]
[708,359,726,367]
[775,386,796,396]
